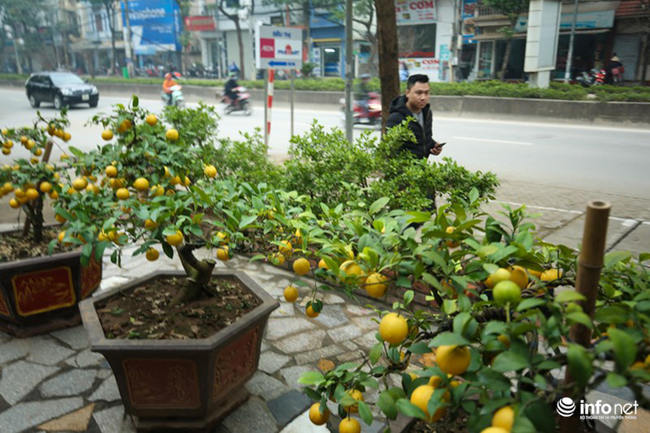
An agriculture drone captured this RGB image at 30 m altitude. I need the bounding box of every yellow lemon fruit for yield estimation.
[445,226,460,248]
[105,165,118,177]
[9,198,20,208]
[308,403,329,426]
[480,428,509,433]
[145,114,157,126]
[166,231,183,246]
[166,129,179,141]
[145,248,159,261]
[306,305,320,318]
[204,165,217,178]
[492,405,515,431]
[436,345,471,376]
[365,272,388,298]
[271,252,285,265]
[283,286,299,303]
[72,177,88,191]
[101,130,113,141]
[39,182,52,194]
[217,247,230,261]
[345,389,364,414]
[115,188,130,200]
[279,240,292,256]
[339,260,365,282]
[145,219,158,230]
[339,417,361,433]
[541,269,562,281]
[410,385,447,423]
[485,268,511,289]
[379,312,408,345]
[133,177,149,191]
[508,265,529,289]
[293,258,311,276]
[25,188,40,201]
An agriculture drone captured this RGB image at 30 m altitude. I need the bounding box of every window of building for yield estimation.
[398,23,436,58]
[94,13,104,33]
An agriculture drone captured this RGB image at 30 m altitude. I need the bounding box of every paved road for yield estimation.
[1,88,649,200]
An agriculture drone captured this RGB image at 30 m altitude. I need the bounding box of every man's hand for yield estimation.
[431,143,443,155]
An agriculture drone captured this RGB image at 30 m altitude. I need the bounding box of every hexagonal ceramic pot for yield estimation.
[0,227,103,337]
[79,269,279,432]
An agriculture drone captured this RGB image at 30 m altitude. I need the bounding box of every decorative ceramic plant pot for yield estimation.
[79,269,279,432]
[0,228,103,337]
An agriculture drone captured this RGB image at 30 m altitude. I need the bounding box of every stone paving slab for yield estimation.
[614,222,650,256]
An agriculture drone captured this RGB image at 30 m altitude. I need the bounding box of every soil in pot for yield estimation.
[0,227,75,263]
[96,276,261,340]
[408,412,471,433]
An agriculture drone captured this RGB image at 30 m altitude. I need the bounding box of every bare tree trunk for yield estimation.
[374,0,400,133]
[105,4,117,75]
[234,19,246,80]
[499,38,512,81]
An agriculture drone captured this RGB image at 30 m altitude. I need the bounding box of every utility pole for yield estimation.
[123,0,135,78]
[8,25,22,74]
[564,0,579,82]
[344,0,353,143]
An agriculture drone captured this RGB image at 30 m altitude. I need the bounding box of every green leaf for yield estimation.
[483,263,499,274]
[377,391,398,419]
[238,215,258,229]
[491,351,530,372]
[297,371,325,385]
[604,251,632,268]
[554,291,586,303]
[608,328,637,371]
[358,401,373,425]
[403,290,414,306]
[369,342,383,364]
[606,372,627,388]
[132,95,139,107]
[406,211,431,224]
[369,197,390,215]
[407,342,432,354]
[396,398,426,419]
[430,332,471,347]
[594,306,628,324]
[640,253,650,262]
[567,344,592,387]
[566,312,593,329]
[517,298,546,311]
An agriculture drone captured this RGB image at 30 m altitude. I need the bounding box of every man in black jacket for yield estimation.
[386,74,443,159]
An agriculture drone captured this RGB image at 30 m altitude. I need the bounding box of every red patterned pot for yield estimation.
[79,270,279,432]
[0,228,103,337]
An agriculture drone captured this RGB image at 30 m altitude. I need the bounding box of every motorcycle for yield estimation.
[576,68,605,87]
[339,91,382,126]
[221,86,252,116]
[161,84,185,107]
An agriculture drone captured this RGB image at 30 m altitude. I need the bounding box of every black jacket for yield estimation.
[386,95,435,159]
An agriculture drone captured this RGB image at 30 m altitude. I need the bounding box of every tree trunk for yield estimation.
[374,0,400,133]
[234,19,246,80]
[106,5,117,75]
[172,245,216,306]
[499,38,513,81]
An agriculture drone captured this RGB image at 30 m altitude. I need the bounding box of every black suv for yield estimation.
[25,72,99,109]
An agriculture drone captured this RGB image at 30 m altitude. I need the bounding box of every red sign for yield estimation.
[184,16,216,32]
[12,266,75,316]
[0,289,10,317]
[260,38,275,58]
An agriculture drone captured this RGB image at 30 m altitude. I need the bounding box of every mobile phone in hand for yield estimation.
[436,142,446,147]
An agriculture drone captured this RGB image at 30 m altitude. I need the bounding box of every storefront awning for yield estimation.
[473,27,610,42]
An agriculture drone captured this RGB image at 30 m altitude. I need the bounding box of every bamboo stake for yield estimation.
[561,200,611,430]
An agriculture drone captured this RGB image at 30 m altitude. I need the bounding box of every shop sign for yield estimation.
[185,16,216,32]
[515,10,616,32]
[395,0,437,25]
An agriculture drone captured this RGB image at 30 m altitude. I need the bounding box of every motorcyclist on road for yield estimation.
[354,74,372,119]
[224,72,240,107]
[162,72,180,106]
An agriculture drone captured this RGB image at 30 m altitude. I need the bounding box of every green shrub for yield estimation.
[281,122,499,212]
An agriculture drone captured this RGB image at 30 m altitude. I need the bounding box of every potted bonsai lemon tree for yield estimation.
[56,98,278,431]
[0,112,102,336]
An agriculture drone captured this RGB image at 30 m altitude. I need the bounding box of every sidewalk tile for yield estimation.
[267,389,312,428]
